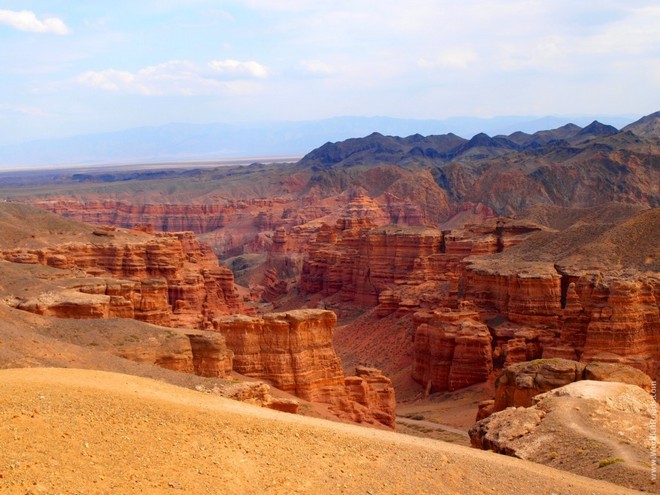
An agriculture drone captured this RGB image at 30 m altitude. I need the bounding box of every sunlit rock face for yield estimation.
[214,309,397,429]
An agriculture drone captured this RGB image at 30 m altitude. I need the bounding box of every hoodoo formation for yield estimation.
[0,112,658,492]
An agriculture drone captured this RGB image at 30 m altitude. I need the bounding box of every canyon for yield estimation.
[0,113,658,490]
[0,203,395,427]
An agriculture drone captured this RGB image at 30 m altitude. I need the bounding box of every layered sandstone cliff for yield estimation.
[462,256,659,382]
[0,229,245,329]
[213,309,396,428]
[213,310,345,401]
[411,303,493,392]
[301,218,542,310]
[550,275,660,378]
[116,330,234,378]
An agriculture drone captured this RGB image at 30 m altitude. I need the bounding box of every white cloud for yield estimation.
[77,59,269,96]
[0,9,70,35]
[208,59,268,79]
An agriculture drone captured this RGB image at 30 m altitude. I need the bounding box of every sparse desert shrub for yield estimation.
[598,457,624,468]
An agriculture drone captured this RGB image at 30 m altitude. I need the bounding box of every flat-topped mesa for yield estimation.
[1,231,245,329]
[412,303,493,392]
[213,309,396,428]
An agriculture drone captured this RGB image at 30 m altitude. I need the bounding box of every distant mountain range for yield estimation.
[0,114,641,168]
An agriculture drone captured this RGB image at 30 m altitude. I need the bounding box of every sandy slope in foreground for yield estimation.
[0,368,644,495]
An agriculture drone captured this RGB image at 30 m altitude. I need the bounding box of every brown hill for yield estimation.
[502,205,659,272]
[623,111,660,139]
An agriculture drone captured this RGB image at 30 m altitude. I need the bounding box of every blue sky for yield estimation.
[1,0,659,145]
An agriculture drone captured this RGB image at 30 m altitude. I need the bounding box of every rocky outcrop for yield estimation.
[213,310,345,402]
[213,309,396,428]
[583,361,654,392]
[493,358,586,411]
[492,358,653,413]
[552,275,660,378]
[463,260,563,327]
[17,290,113,319]
[412,303,493,392]
[0,230,245,329]
[220,381,300,414]
[187,333,234,377]
[114,330,234,378]
[469,381,657,491]
[341,366,397,429]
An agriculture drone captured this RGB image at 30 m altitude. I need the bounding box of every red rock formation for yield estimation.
[463,260,563,327]
[340,366,397,428]
[412,303,493,392]
[493,358,585,411]
[491,358,652,414]
[213,309,397,428]
[302,224,445,306]
[187,333,234,377]
[213,310,345,402]
[113,329,234,378]
[556,274,660,378]
[0,230,244,329]
[301,218,542,311]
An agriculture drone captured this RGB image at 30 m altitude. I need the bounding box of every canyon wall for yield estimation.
[213,309,396,428]
[301,217,541,310]
[411,303,493,392]
[0,230,245,329]
[548,275,660,378]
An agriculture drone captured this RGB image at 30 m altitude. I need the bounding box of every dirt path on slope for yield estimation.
[396,417,470,438]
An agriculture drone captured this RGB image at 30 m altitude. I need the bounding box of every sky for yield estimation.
[1,0,659,145]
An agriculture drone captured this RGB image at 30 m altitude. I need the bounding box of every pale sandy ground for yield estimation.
[0,368,646,495]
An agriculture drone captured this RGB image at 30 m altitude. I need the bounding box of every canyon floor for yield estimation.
[0,367,646,495]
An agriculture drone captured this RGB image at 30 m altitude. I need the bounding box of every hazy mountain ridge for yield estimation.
[0,114,639,168]
[1,113,657,222]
